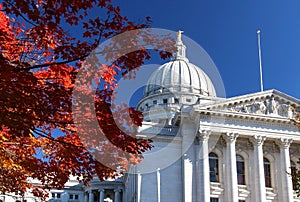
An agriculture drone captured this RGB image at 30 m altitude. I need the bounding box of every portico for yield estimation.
[84,186,123,202]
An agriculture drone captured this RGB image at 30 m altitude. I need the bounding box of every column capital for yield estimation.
[251,135,266,146]
[198,130,211,140]
[277,138,293,149]
[98,188,104,192]
[225,132,239,143]
[195,130,211,144]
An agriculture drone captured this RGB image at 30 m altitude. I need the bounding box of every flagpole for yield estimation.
[257,29,264,92]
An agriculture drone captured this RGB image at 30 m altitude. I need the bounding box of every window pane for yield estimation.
[209,152,219,182]
[264,158,271,187]
[236,155,245,185]
[69,194,73,199]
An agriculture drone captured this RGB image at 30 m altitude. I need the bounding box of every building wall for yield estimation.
[123,105,300,202]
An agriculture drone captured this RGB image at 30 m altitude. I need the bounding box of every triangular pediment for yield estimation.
[197,89,300,120]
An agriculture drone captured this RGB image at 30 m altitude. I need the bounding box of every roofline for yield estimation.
[197,89,300,109]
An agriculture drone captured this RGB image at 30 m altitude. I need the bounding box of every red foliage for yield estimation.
[0,0,174,200]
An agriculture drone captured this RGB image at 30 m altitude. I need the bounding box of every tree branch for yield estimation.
[33,128,86,149]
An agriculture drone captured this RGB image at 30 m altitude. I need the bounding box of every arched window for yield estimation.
[291,161,297,190]
[264,157,272,187]
[209,152,219,182]
[236,155,245,185]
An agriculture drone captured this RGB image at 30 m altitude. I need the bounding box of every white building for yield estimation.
[2,32,300,202]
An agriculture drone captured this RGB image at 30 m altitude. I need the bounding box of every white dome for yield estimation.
[144,60,216,97]
[143,31,216,98]
[137,31,216,122]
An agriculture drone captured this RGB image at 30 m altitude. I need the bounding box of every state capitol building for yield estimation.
[2,32,300,202]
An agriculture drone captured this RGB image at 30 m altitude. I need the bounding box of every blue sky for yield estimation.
[115,0,300,100]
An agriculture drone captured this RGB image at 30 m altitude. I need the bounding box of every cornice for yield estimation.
[197,109,294,125]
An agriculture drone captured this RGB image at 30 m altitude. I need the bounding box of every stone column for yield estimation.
[84,192,88,202]
[195,130,211,202]
[88,190,94,202]
[225,132,239,202]
[183,155,193,202]
[114,189,121,202]
[157,168,161,202]
[99,189,105,202]
[137,173,142,202]
[251,135,267,202]
[278,138,293,202]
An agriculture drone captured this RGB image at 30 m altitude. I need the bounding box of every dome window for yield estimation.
[153,100,157,105]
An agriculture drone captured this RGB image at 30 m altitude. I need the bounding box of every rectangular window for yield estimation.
[75,194,79,200]
[69,194,74,199]
[174,98,179,104]
[153,100,157,105]
[186,98,191,102]
[264,158,272,187]
[52,193,61,199]
[163,99,168,104]
[237,161,245,185]
[236,155,246,185]
[210,198,219,202]
[209,153,219,182]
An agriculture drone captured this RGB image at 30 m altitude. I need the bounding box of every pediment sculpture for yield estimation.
[225,97,295,119]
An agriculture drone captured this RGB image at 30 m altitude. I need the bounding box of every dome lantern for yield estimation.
[171,30,188,62]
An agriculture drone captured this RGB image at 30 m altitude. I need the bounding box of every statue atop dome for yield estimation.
[177,30,183,42]
[172,30,188,62]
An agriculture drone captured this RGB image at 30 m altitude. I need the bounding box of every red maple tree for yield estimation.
[0,0,174,199]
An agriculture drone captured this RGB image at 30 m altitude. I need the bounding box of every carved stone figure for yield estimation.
[258,101,267,114]
[271,97,279,115]
[288,106,295,119]
[278,104,289,117]
[265,99,272,114]
[245,102,260,113]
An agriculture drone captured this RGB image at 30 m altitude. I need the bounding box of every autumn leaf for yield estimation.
[0,0,174,200]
